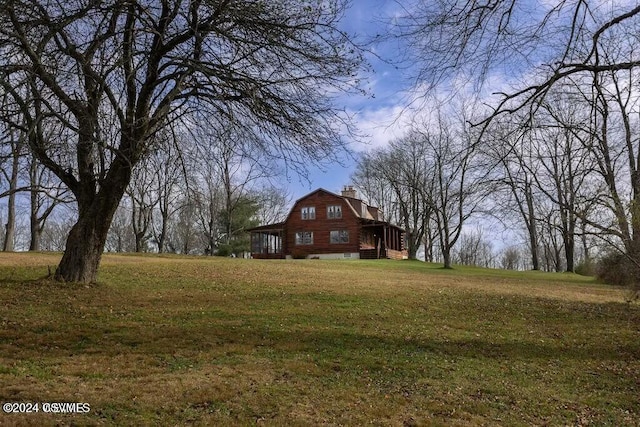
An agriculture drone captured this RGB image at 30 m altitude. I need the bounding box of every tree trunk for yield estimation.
[524,184,540,270]
[3,193,16,252]
[55,164,130,283]
[406,230,418,259]
[55,213,109,283]
[2,148,19,252]
[564,229,575,272]
[29,162,41,251]
[54,190,124,282]
[29,222,41,251]
[423,229,435,262]
[527,227,539,270]
[442,247,452,269]
[157,212,168,253]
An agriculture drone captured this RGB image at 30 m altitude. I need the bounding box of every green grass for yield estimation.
[0,253,638,426]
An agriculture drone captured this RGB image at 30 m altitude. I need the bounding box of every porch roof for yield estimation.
[247,222,285,233]
[360,220,405,233]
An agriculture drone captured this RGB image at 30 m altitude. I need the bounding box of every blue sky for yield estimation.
[287,0,411,200]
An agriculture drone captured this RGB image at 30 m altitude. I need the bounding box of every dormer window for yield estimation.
[327,205,342,219]
[301,206,315,220]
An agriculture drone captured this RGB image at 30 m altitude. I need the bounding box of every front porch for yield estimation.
[360,223,407,260]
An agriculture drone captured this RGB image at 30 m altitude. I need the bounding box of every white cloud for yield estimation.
[348,104,411,151]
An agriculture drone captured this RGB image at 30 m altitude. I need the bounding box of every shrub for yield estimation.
[216,244,233,257]
[575,260,595,277]
[595,251,639,288]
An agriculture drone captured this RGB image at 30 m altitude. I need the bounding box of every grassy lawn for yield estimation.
[0,253,638,426]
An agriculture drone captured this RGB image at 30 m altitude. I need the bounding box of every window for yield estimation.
[301,206,315,220]
[295,231,314,245]
[330,230,349,244]
[327,205,342,219]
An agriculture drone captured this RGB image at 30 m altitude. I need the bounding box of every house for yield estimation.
[249,187,407,260]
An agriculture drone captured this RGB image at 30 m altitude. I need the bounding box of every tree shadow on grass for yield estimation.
[272,328,640,364]
[4,314,638,366]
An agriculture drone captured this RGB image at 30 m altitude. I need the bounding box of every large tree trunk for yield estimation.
[406,230,418,260]
[54,160,130,283]
[29,216,41,251]
[442,247,452,269]
[157,211,168,253]
[54,194,122,282]
[55,212,111,283]
[564,229,575,273]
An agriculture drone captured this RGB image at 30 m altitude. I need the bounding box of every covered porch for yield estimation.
[249,223,285,259]
[360,223,406,260]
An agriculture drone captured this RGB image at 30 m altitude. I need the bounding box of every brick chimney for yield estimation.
[341,185,357,199]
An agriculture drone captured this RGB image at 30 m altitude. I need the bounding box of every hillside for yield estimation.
[1,253,638,425]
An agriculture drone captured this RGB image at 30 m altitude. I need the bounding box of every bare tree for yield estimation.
[483,119,542,270]
[352,133,433,260]
[106,202,135,253]
[587,66,640,262]
[145,129,187,253]
[426,113,485,269]
[384,134,434,260]
[28,156,69,251]
[254,186,290,226]
[192,161,224,255]
[0,0,365,282]
[127,162,157,253]
[455,226,494,267]
[172,192,201,255]
[40,207,76,252]
[501,246,521,271]
[0,128,23,251]
[353,153,402,225]
[199,126,274,251]
[507,91,594,273]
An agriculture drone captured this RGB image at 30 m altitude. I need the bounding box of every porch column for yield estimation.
[383,226,388,250]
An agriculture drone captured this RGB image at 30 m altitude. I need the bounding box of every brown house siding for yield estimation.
[286,191,361,257]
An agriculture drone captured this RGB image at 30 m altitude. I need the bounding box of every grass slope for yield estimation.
[0,253,638,426]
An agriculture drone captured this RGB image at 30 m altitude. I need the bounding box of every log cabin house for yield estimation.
[249,187,407,260]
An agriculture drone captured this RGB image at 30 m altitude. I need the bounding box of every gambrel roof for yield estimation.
[285,187,385,222]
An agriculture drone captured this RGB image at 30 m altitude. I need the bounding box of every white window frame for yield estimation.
[295,231,314,245]
[327,205,342,219]
[330,230,349,244]
[301,206,316,220]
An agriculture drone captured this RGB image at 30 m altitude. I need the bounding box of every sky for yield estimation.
[286,0,412,201]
